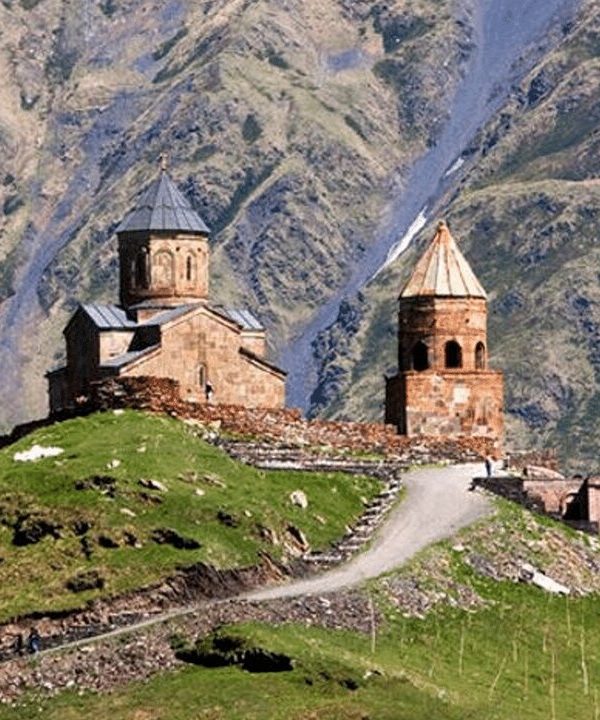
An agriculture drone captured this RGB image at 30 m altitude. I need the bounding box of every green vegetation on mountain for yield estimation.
[317,0,600,469]
[0,0,599,462]
[0,411,379,620]
[4,502,599,720]
[0,0,461,429]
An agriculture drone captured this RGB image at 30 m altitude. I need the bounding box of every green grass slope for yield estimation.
[0,410,379,620]
[5,501,600,719]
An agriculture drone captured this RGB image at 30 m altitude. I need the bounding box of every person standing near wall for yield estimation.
[485,456,493,479]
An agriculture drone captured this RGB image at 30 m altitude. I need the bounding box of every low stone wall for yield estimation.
[506,449,559,474]
[88,376,496,461]
[474,475,598,534]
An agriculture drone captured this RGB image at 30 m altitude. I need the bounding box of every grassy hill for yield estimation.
[0,410,379,620]
[2,499,599,719]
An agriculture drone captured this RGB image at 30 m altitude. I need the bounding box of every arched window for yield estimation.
[475,342,486,370]
[445,340,462,369]
[186,254,195,282]
[135,249,149,288]
[412,341,429,371]
[153,250,175,287]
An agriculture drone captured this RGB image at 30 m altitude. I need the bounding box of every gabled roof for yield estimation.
[79,302,263,333]
[139,304,197,327]
[116,169,210,235]
[400,221,486,299]
[80,303,137,329]
[100,345,160,369]
[213,306,264,331]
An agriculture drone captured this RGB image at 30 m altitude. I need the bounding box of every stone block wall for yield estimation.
[586,479,600,526]
[398,370,504,442]
[521,478,584,515]
[475,473,599,534]
[397,297,488,372]
[122,309,285,408]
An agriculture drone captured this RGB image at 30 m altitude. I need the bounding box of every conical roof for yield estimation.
[400,221,486,299]
[116,169,210,235]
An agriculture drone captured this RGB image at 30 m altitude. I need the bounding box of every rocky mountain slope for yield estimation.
[0,0,466,428]
[0,0,598,466]
[310,0,600,467]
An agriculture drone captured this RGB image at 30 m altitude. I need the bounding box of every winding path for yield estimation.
[249,462,490,599]
[31,462,491,659]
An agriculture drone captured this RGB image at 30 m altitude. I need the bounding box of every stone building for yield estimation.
[47,166,286,411]
[385,221,503,442]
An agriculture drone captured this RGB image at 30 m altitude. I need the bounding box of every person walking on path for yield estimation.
[484,456,493,479]
[27,628,41,654]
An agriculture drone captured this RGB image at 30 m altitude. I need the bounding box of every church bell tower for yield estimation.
[116,160,210,313]
[385,221,504,442]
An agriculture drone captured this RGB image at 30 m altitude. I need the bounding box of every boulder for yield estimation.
[520,563,570,595]
[286,525,310,553]
[202,473,226,488]
[139,478,167,492]
[290,490,308,509]
[258,526,280,545]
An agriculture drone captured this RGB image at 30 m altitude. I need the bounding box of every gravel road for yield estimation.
[248,462,491,599]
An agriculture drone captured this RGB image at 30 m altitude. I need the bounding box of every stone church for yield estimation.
[385,221,503,441]
[47,166,286,412]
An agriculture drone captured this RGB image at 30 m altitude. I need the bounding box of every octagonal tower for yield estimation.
[117,164,210,313]
[385,221,503,442]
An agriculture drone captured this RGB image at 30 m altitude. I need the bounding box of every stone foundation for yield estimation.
[387,370,503,444]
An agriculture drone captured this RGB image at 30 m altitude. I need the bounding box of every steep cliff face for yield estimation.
[312,0,600,467]
[0,0,466,428]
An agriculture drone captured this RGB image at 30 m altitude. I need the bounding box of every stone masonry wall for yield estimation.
[400,370,504,441]
[398,296,488,372]
[88,376,496,460]
[124,308,284,408]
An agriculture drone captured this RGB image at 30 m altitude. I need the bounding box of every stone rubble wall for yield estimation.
[88,376,496,461]
[505,449,560,474]
[0,591,376,705]
[473,475,598,534]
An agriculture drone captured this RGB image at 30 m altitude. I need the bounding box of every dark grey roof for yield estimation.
[81,303,197,330]
[100,345,160,369]
[116,170,210,235]
[214,306,264,331]
[81,303,137,329]
[239,346,286,376]
[81,302,262,336]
